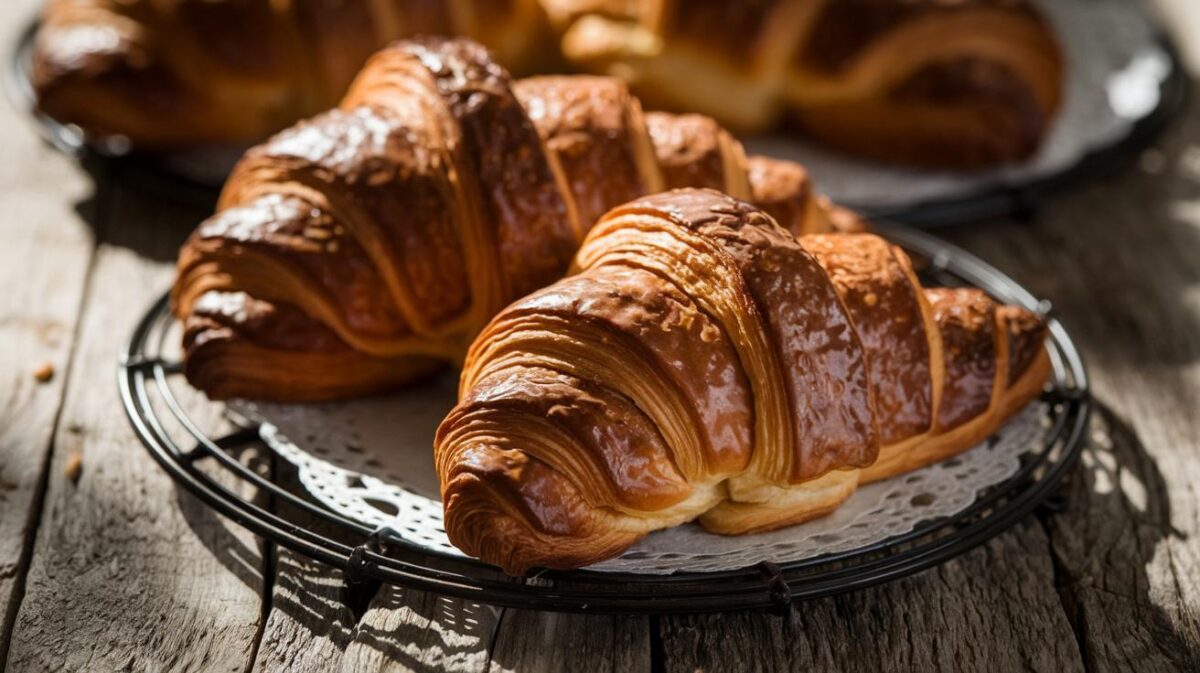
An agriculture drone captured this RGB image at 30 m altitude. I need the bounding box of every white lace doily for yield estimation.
[230,373,1049,575]
[747,0,1172,211]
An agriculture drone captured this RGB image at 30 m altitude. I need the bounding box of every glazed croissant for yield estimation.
[436,188,1051,574]
[553,0,1064,168]
[34,0,1061,168]
[32,0,552,146]
[172,38,858,402]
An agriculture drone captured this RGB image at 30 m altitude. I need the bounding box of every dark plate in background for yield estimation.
[7,0,1189,226]
[748,0,1190,226]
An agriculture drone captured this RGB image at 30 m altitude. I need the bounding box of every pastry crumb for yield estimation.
[64,451,83,484]
[33,361,54,382]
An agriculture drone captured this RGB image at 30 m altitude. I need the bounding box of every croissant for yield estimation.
[33,0,1061,168]
[171,38,859,403]
[553,0,1064,168]
[32,0,552,146]
[435,188,1051,574]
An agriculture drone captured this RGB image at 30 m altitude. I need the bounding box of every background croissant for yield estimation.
[172,37,859,403]
[436,188,1052,574]
[33,0,1061,168]
[31,0,553,146]
[554,0,1063,168]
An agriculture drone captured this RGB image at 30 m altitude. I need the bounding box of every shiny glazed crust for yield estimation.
[436,188,1051,574]
[34,1,1061,168]
[553,0,1063,168]
[171,38,859,402]
[32,0,553,147]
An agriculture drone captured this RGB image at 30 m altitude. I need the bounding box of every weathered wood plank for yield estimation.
[249,467,502,673]
[1049,405,1200,673]
[4,175,266,672]
[0,4,1195,673]
[340,588,501,672]
[251,552,502,673]
[251,552,652,673]
[942,96,1200,672]
[487,610,650,673]
[0,0,98,661]
[657,522,1083,673]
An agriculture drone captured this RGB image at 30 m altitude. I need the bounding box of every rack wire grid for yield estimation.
[118,224,1089,614]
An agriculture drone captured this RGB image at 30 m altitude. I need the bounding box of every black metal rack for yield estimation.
[118,225,1089,614]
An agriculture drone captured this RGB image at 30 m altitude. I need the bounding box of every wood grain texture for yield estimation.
[487,610,650,672]
[249,464,502,673]
[941,98,1200,672]
[249,548,503,673]
[3,178,267,672]
[0,0,96,662]
[658,522,1084,673]
[0,2,1196,670]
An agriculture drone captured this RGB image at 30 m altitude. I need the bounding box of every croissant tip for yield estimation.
[179,326,241,401]
[437,436,646,575]
[441,476,598,577]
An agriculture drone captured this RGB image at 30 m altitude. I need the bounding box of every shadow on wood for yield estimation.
[64,155,217,265]
[652,398,1198,673]
[207,448,500,671]
[171,444,272,594]
[1045,400,1198,672]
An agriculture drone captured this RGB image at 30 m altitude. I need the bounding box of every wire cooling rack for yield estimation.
[118,224,1089,614]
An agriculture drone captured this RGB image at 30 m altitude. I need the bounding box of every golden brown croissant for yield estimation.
[545,0,1064,168]
[435,188,1051,574]
[171,38,859,402]
[32,0,552,146]
[33,0,1061,168]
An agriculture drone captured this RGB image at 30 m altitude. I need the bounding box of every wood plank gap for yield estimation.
[0,181,108,668]
[241,541,275,673]
[1036,507,1091,672]
[243,451,277,673]
[6,173,266,671]
[648,613,665,673]
[482,606,507,671]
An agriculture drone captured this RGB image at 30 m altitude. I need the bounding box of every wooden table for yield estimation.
[2,1,1198,670]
